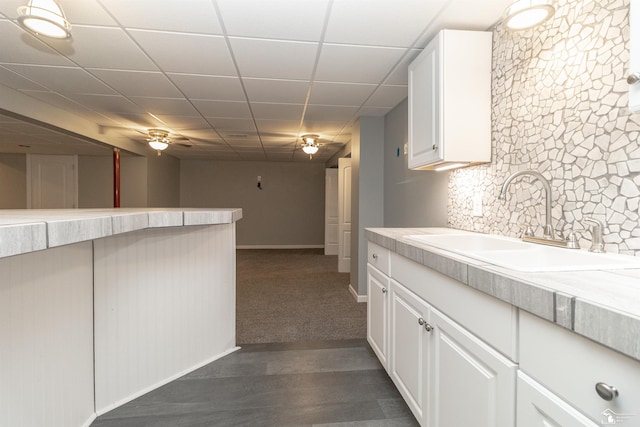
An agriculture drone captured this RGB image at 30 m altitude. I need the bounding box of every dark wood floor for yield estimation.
[91,339,418,427]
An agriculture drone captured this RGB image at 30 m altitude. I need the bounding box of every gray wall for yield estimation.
[180,160,326,247]
[384,99,449,227]
[78,155,112,208]
[0,154,26,208]
[351,117,385,296]
[148,154,180,207]
[121,156,148,208]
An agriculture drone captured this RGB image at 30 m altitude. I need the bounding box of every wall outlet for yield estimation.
[472,195,483,217]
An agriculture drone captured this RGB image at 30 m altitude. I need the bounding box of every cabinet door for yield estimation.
[429,308,517,427]
[367,265,389,368]
[517,372,599,427]
[389,279,430,425]
[408,33,441,169]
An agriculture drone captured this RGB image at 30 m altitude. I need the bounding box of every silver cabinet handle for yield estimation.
[381,287,387,294]
[595,382,619,401]
[372,253,378,260]
[628,72,640,85]
[417,317,433,332]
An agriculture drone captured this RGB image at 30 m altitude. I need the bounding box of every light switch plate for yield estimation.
[472,195,483,217]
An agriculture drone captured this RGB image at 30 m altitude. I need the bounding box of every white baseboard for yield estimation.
[236,245,325,249]
[348,284,368,303]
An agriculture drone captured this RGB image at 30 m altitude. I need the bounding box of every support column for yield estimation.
[113,148,120,208]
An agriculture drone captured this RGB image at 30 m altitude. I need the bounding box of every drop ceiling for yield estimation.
[0,0,512,162]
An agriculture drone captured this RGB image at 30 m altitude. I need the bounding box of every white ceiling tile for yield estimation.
[89,70,182,97]
[217,0,329,41]
[325,0,449,47]
[129,97,200,116]
[304,105,358,122]
[3,64,116,94]
[255,120,300,135]
[45,26,157,71]
[58,0,118,26]
[101,0,222,34]
[0,66,47,90]
[0,21,75,66]
[384,49,421,85]
[230,37,318,80]
[243,78,309,104]
[206,117,255,131]
[413,0,511,48]
[309,82,376,106]
[250,103,304,121]
[67,94,146,114]
[365,85,408,108]
[192,100,251,118]
[129,30,236,75]
[150,115,212,131]
[315,44,405,84]
[167,74,245,101]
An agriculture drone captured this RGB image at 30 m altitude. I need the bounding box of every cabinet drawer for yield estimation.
[391,252,517,360]
[520,311,640,424]
[368,242,390,276]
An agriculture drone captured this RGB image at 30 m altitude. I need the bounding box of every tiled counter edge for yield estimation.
[365,228,640,363]
[0,208,243,259]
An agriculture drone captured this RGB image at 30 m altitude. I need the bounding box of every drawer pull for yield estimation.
[381,287,387,294]
[595,382,619,401]
[372,253,378,260]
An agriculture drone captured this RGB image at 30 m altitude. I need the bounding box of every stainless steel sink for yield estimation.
[405,234,640,272]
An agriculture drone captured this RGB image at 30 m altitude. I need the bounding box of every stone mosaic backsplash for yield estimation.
[448,0,640,256]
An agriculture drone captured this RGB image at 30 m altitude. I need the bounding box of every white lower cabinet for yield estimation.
[389,279,430,424]
[367,264,389,368]
[387,278,516,427]
[517,372,599,427]
[429,308,516,427]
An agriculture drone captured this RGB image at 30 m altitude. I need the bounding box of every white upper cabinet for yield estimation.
[629,0,640,112]
[408,29,492,170]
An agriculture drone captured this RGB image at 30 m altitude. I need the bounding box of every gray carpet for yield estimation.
[236,249,367,344]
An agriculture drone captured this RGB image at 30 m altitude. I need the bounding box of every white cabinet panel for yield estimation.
[0,243,94,427]
[519,311,640,425]
[429,308,516,427]
[517,372,599,427]
[94,224,237,414]
[367,265,389,368]
[408,30,491,170]
[389,279,430,424]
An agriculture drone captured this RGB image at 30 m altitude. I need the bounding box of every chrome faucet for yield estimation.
[499,170,554,239]
[584,217,605,253]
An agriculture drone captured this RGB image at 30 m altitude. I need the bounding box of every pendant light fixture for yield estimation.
[147,129,171,156]
[17,0,72,39]
[301,134,320,159]
[503,0,555,31]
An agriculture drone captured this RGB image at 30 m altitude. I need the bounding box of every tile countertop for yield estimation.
[0,208,243,259]
[365,227,640,363]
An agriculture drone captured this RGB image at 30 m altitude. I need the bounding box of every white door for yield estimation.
[389,279,430,425]
[429,308,517,427]
[367,265,389,368]
[324,168,339,255]
[337,158,352,273]
[28,154,78,208]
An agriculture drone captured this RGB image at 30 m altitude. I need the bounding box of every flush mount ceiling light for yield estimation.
[17,0,72,39]
[301,134,320,158]
[147,129,171,155]
[503,0,555,31]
